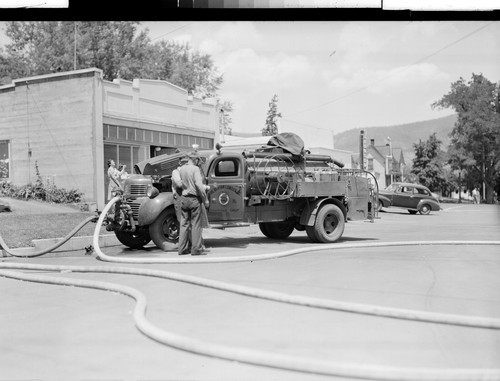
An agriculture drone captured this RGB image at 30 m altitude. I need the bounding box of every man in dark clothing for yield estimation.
[171,156,188,222]
[178,152,209,256]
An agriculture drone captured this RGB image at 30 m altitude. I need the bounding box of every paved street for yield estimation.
[1,203,500,381]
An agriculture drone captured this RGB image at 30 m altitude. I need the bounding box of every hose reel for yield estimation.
[253,154,302,200]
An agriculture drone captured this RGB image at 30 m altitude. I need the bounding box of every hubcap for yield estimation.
[162,217,179,241]
[324,213,338,234]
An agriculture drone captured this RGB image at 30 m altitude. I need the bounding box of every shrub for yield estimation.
[0,179,83,204]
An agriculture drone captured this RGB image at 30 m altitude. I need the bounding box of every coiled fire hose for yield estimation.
[1,196,500,380]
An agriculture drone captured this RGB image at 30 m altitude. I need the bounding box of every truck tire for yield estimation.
[313,204,345,243]
[259,220,294,239]
[149,207,179,249]
[115,229,151,249]
[305,226,319,243]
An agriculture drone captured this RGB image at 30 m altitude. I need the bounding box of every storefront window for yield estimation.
[0,140,9,179]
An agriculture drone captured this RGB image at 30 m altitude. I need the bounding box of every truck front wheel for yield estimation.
[312,204,345,243]
[259,220,295,239]
[149,207,179,249]
[115,228,151,249]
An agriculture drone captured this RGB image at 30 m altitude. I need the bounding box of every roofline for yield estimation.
[12,68,103,86]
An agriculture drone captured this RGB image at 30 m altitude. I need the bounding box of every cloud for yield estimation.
[337,23,392,65]
[198,22,264,56]
[326,62,449,95]
[170,33,192,45]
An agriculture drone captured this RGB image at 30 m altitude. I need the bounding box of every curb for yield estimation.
[3,234,121,258]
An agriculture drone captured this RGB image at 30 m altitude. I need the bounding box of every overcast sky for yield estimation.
[1,20,499,143]
[141,21,499,141]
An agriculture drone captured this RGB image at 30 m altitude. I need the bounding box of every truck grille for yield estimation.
[126,184,148,197]
[128,201,141,220]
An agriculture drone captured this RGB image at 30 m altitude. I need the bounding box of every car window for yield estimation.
[385,184,397,192]
[416,188,429,195]
[398,186,413,193]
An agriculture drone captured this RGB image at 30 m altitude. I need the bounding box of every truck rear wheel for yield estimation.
[115,229,151,249]
[259,220,295,239]
[149,207,179,249]
[305,226,319,242]
[312,204,345,243]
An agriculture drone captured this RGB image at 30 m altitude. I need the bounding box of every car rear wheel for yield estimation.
[419,203,431,215]
[376,200,383,212]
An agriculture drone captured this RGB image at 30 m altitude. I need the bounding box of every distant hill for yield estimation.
[333,114,457,162]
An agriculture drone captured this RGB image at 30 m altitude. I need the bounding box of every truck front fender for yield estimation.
[138,192,175,226]
[300,198,347,226]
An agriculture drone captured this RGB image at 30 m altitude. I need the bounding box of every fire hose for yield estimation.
[0,215,98,258]
[1,196,500,380]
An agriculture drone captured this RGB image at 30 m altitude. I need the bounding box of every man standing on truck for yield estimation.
[178,152,209,256]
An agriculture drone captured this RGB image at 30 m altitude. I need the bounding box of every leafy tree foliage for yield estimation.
[262,94,282,136]
[219,100,234,136]
[0,21,224,100]
[411,133,448,192]
[444,144,475,202]
[432,73,500,203]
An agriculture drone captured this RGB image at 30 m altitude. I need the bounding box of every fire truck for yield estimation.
[108,133,375,250]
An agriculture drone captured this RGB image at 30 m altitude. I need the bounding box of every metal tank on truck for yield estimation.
[106,132,376,250]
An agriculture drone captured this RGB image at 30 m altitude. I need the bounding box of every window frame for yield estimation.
[0,140,10,180]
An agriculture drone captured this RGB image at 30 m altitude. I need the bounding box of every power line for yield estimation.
[281,117,332,132]
[285,21,494,119]
[150,23,192,42]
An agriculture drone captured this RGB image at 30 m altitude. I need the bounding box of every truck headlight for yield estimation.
[147,186,159,199]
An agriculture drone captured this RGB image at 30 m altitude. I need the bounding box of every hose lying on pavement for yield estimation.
[1,196,500,380]
[0,215,97,258]
[1,266,499,381]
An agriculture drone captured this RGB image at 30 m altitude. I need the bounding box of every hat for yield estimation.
[187,151,200,160]
[179,156,189,164]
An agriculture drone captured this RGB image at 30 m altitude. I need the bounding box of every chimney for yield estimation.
[370,139,375,146]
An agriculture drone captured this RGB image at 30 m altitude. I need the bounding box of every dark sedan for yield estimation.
[376,182,441,215]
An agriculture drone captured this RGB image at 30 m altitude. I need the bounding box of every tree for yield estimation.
[219,100,233,136]
[0,22,232,136]
[432,73,500,203]
[445,144,476,202]
[262,94,282,136]
[0,22,224,100]
[410,133,447,192]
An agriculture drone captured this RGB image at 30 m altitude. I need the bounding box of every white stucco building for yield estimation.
[0,68,219,210]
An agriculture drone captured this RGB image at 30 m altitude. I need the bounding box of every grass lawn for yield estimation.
[0,197,108,248]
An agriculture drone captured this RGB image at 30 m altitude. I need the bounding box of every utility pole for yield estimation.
[73,22,77,70]
[387,136,393,184]
[359,130,365,171]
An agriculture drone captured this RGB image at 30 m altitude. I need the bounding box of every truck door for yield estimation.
[206,156,245,222]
